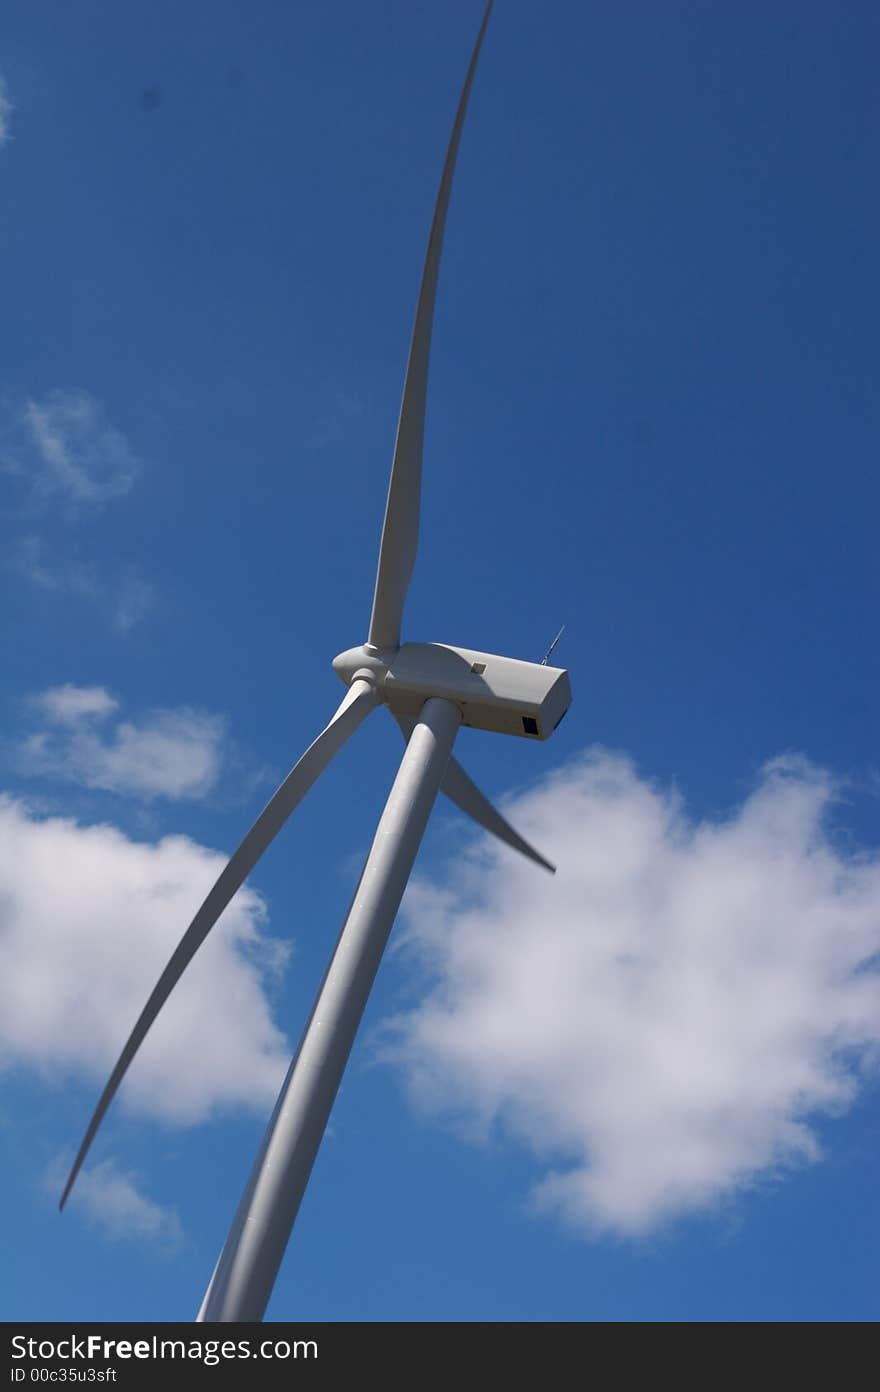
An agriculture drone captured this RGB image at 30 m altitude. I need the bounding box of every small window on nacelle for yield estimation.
[522,716,539,735]
[471,662,486,674]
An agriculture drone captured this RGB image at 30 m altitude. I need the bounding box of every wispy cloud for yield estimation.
[8,535,100,596]
[0,77,12,148]
[45,1157,182,1251]
[0,795,290,1125]
[8,538,155,632]
[3,392,155,628]
[307,391,367,451]
[21,685,225,801]
[22,391,139,505]
[386,750,880,1238]
[113,574,156,633]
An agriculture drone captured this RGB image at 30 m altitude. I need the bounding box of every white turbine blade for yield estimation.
[392,712,555,873]
[367,1,494,650]
[60,678,379,1212]
[441,754,555,873]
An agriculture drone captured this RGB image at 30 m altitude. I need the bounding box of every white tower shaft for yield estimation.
[198,696,462,1322]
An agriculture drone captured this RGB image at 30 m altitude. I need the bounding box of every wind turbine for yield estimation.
[61,0,571,1321]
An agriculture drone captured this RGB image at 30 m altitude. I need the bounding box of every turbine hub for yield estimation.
[331,645,391,690]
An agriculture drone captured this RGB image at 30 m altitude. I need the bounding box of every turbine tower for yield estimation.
[61,0,571,1321]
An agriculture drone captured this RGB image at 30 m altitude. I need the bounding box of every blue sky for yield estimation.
[1,0,878,1323]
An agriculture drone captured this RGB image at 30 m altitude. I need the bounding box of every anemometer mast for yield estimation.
[62,1,571,1321]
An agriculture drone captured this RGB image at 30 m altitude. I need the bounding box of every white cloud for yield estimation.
[23,391,139,504]
[34,683,120,725]
[0,795,290,1126]
[0,78,11,147]
[21,685,224,800]
[387,750,880,1238]
[45,1157,182,1250]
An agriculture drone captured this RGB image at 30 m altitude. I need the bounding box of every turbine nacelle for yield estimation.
[333,642,571,741]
